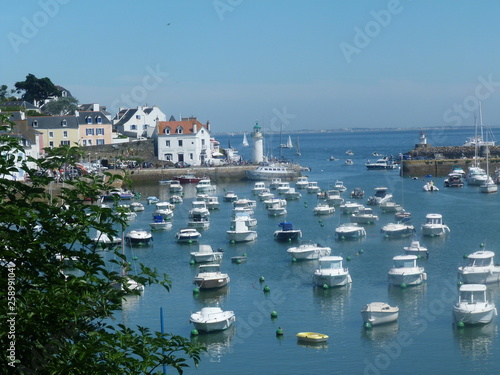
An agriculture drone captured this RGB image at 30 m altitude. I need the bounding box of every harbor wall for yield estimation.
[401,159,500,177]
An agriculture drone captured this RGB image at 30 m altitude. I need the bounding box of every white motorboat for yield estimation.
[388,255,426,287]
[306,181,321,194]
[325,190,344,206]
[458,250,500,284]
[92,230,122,246]
[169,195,183,204]
[313,256,352,287]
[205,196,220,210]
[346,150,354,156]
[130,202,145,212]
[335,223,366,240]
[466,166,488,186]
[274,222,302,241]
[265,198,287,216]
[226,218,258,243]
[193,264,230,289]
[453,284,497,325]
[169,180,183,193]
[190,244,223,263]
[287,242,331,261]
[283,188,302,200]
[365,156,397,170]
[423,181,439,192]
[156,201,175,210]
[449,165,466,178]
[381,223,416,238]
[149,214,173,231]
[345,159,354,166]
[258,188,274,201]
[176,228,202,243]
[313,203,335,215]
[231,208,257,227]
[339,201,363,214]
[190,306,236,332]
[403,240,428,256]
[379,201,403,213]
[245,163,299,180]
[361,302,399,327]
[269,178,282,189]
[421,213,450,237]
[276,181,291,195]
[189,201,210,218]
[188,216,210,229]
[295,176,309,189]
[196,179,216,192]
[223,191,238,202]
[153,208,174,221]
[233,198,256,209]
[125,229,153,246]
[480,145,497,193]
[366,187,393,206]
[334,180,347,192]
[146,196,160,204]
[350,187,364,199]
[251,181,267,195]
[444,174,464,188]
[350,207,379,224]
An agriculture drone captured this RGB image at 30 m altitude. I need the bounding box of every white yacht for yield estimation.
[365,157,397,170]
[325,190,344,206]
[190,306,236,332]
[453,284,497,325]
[379,201,403,213]
[403,240,428,256]
[251,181,267,195]
[339,201,363,214]
[193,264,230,289]
[295,176,309,189]
[226,218,258,243]
[189,201,210,218]
[334,180,347,192]
[283,188,302,200]
[388,255,426,287]
[350,207,379,224]
[361,302,399,327]
[276,181,291,195]
[313,203,335,215]
[313,256,352,287]
[421,213,450,237]
[335,223,366,240]
[458,250,500,284]
[287,242,331,261]
[381,223,416,238]
[306,181,321,194]
[264,198,287,216]
[190,245,223,263]
[196,179,216,192]
[366,187,393,206]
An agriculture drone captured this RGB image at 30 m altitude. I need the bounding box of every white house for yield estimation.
[154,117,212,166]
[113,106,166,139]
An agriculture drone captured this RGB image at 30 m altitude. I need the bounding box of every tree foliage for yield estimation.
[42,96,79,116]
[14,74,60,105]
[0,114,204,374]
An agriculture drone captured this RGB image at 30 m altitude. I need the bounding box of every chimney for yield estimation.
[92,103,99,112]
[193,123,197,133]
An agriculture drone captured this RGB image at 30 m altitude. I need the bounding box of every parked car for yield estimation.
[175,161,190,168]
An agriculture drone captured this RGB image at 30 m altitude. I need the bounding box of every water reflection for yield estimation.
[453,322,497,359]
[361,321,400,344]
[191,325,236,363]
[296,340,329,350]
[312,285,351,322]
[388,282,426,327]
[193,286,230,306]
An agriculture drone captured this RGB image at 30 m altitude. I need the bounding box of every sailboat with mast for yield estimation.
[242,133,249,147]
[466,106,488,186]
[295,136,301,156]
[480,112,497,193]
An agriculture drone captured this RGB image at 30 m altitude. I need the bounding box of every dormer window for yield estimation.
[164,127,171,134]
[86,116,92,124]
[176,126,183,134]
[61,119,67,127]
[32,120,38,127]
[96,116,102,124]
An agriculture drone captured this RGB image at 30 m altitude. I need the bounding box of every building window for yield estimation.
[143,124,148,130]
[49,141,54,148]
[32,120,38,127]
[189,153,193,160]
[63,131,68,138]
[96,139,105,145]
[165,140,170,147]
[49,131,54,138]
[178,140,183,147]
[88,140,92,146]
[61,119,67,127]
[96,128,104,135]
[86,116,92,124]
[202,139,205,146]
[86,128,94,136]
[165,153,173,161]
[131,125,137,130]
[83,140,87,146]
[60,140,70,146]
[164,127,170,134]
[96,116,102,124]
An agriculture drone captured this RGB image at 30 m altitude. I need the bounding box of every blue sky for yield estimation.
[2,0,500,133]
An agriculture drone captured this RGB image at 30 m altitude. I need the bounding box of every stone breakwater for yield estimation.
[407,145,500,159]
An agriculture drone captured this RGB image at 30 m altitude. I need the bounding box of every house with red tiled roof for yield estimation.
[153,116,213,166]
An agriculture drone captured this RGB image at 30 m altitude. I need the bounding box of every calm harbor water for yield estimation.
[111,128,500,375]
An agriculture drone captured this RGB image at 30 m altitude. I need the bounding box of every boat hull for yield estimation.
[313,272,352,287]
[194,276,229,289]
[274,230,302,241]
[226,231,257,243]
[190,315,235,332]
[458,269,500,284]
[388,271,426,286]
[453,305,497,325]
[287,246,331,260]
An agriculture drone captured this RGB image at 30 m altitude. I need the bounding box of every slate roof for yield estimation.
[0,100,39,110]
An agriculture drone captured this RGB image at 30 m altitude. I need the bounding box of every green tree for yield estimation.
[0,114,204,374]
[0,84,16,101]
[42,96,79,116]
[14,74,60,105]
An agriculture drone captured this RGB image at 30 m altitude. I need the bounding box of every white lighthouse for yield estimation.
[252,122,264,163]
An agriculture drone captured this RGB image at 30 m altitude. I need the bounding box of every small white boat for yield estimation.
[125,229,153,246]
[313,203,335,215]
[205,196,220,210]
[379,201,403,213]
[453,284,497,325]
[231,208,257,228]
[190,306,236,332]
[361,302,399,327]
[388,255,426,287]
[149,214,173,231]
[156,201,175,210]
[223,191,238,202]
[423,181,439,192]
[350,187,364,199]
[196,179,216,192]
[283,188,302,200]
[365,156,397,170]
[189,201,210,218]
[403,240,428,256]
[193,264,230,289]
[381,223,416,238]
[350,207,378,224]
[226,219,258,243]
[295,176,309,189]
[92,230,122,246]
[313,256,352,287]
[188,216,210,229]
[306,181,321,194]
[251,181,267,195]
[269,178,282,190]
[169,180,183,193]
[233,198,256,209]
[458,250,500,284]
[154,208,174,221]
[130,202,145,212]
[176,228,202,243]
[345,159,354,166]
[421,213,450,237]
[287,241,331,260]
[274,221,302,241]
[276,181,291,195]
[444,174,464,187]
[339,201,363,214]
[146,196,160,205]
[190,244,223,263]
[169,195,183,204]
[335,223,366,240]
[325,190,344,206]
[346,150,354,156]
[334,180,347,192]
[265,198,287,216]
[258,188,274,201]
[366,187,393,206]
[466,166,488,186]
